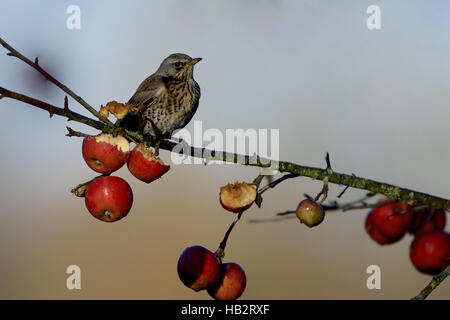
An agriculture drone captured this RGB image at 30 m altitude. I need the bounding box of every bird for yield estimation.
[118,53,202,153]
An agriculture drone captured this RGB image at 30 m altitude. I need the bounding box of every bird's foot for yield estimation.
[154,139,161,156]
[170,136,185,145]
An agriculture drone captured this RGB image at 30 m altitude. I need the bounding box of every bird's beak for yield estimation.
[187,58,202,66]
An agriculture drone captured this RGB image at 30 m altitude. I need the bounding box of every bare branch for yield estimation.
[66,127,91,138]
[0,36,112,124]
[412,266,450,300]
[0,86,103,129]
[258,173,298,195]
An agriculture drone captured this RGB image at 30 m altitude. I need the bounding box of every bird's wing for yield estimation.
[128,74,167,112]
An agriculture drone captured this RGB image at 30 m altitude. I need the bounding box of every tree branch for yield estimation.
[258,173,298,195]
[0,86,103,130]
[3,84,450,211]
[164,139,450,211]
[412,266,450,300]
[0,36,111,124]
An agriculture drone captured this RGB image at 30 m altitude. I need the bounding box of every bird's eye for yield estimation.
[174,62,182,68]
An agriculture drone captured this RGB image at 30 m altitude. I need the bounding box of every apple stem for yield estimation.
[70,174,110,197]
[216,211,244,262]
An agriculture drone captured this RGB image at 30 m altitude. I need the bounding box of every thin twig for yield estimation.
[248,215,296,223]
[0,86,103,129]
[412,266,450,300]
[277,210,297,216]
[258,173,298,195]
[0,36,111,124]
[66,127,91,138]
[215,211,244,262]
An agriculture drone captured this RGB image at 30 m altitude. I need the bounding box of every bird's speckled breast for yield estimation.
[147,78,200,136]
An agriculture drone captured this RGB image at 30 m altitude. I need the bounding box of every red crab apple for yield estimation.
[365,212,390,245]
[365,202,413,244]
[219,182,257,213]
[127,143,170,183]
[410,231,450,274]
[207,262,247,300]
[177,245,221,291]
[410,208,446,235]
[296,199,325,228]
[84,176,133,222]
[82,133,130,174]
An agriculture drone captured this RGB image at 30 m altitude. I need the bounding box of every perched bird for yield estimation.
[118,53,202,152]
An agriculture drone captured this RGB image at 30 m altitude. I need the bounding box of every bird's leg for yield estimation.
[170,136,185,144]
[142,133,153,148]
[147,119,164,156]
[154,138,162,156]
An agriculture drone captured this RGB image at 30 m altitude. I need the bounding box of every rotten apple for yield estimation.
[296,199,325,228]
[219,181,257,213]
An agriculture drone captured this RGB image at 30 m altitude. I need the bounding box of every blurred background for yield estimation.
[0,0,449,299]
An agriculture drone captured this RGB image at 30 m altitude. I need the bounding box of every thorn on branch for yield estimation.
[304,193,313,200]
[66,127,90,138]
[337,185,350,199]
[325,152,333,175]
[337,174,355,198]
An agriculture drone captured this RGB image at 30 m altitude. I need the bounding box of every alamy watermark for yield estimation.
[66,5,81,30]
[367,5,381,30]
[366,264,381,290]
[66,265,81,290]
[171,121,280,170]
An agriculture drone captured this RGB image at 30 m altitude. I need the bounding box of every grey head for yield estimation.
[155,53,202,80]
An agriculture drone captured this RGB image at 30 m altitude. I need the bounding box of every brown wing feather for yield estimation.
[128,74,167,112]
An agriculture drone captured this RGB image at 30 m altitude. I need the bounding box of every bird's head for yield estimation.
[156,53,202,80]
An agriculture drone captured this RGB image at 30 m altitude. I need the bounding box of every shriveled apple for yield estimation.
[220,181,257,213]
